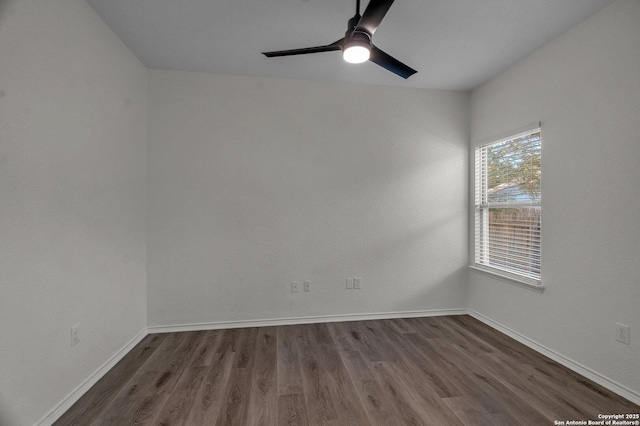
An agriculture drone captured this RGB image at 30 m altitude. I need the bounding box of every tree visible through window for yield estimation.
[475,127,541,283]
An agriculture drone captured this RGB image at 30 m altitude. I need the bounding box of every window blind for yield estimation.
[475,128,541,283]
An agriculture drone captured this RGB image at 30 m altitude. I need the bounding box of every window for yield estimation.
[474,126,541,286]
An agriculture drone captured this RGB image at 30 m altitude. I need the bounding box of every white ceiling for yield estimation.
[85,0,614,90]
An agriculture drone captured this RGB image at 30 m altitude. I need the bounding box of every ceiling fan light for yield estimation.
[342,32,371,64]
[343,44,370,63]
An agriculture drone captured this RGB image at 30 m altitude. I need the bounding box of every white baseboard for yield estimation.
[468,309,640,406]
[147,308,468,333]
[34,328,148,426]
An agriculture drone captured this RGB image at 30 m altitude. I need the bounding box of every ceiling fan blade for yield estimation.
[356,0,395,36]
[369,46,417,79]
[262,39,344,57]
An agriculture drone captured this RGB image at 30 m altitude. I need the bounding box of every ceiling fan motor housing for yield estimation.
[346,30,371,48]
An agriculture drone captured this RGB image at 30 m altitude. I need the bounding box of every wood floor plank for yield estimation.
[442,396,495,426]
[386,360,465,426]
[53,333,166,426]
[164,331,208,390]
[450,315,547,367]
[435,316,496,355]
[151,366,207,426]
[190,330,221,367]
[216,328,240,354]
[57,316,640,425]
[215,327,260,426]
[183,331,239,425]
[452,316,640,414]
[295,325,340,425]
[87,332,189,425]
[373,324,465,425]
[338,349,372,381]
[95,331,207,425]
[322,354,371,425]
[278,394,309,426]
[234,327,259,369]
[381,318,414,334]
[406,316,451,338]
[489,351,588,420]
[214,368,251,426]
[247,327,278,426]
[357,320,465,425]
[377,325,462,399]
[87,369,159,426]
[339,321,386,362]
[371,361,432,426]
[339,350,401,426]
[310,323,333,345]
[521,361,633,418]
[277,325,304,396]
[427,336,551,424]
[356,320,404,363]
[325,322,356,353]
[441,317,591,421]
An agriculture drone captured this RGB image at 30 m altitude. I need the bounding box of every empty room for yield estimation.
[1,0,639,424]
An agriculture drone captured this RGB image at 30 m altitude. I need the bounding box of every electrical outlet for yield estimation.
[346,278,353,289]
[71,324,80,347]
[291,281,300,293]
[616,323,630,345]
[354,277,362,289]
[303,280,311,292]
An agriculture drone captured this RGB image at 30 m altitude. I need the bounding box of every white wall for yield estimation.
[469,0,640,397]
[0,0,147,424]
[147,70,469,327]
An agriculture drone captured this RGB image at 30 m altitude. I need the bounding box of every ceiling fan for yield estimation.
[262,0,417,79]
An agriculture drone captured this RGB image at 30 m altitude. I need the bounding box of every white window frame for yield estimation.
[471,124,543,292]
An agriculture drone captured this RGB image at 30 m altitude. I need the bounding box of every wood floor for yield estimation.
[55,315,639,425]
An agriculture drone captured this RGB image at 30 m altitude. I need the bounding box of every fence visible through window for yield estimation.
[486,207,540,278]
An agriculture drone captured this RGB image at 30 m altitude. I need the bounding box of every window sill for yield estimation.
[468,265,545,293]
